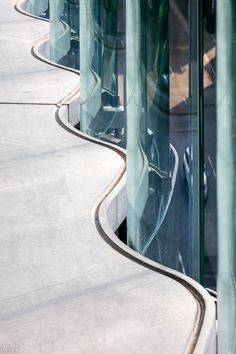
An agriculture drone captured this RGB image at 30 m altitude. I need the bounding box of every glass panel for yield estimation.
[217,0,236,352]
[50,0,80,69]
[188,0,203,281]
[203,0,217,290]
[126,0,204,281]
[80,0,126,146]
[127,0,172,260]
[126,0,147,253]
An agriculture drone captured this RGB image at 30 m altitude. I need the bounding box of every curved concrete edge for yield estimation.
[98,185,216,353]
[32,38,81,128]
[56,105,126,208]
[16,0,80,79]
[35,26,216,354]
[31,29,81,126]
[56,105,216,354]
[32,31,80,77]
[15,0,48,21]
[15,3,216,352]
[57,104,126,157]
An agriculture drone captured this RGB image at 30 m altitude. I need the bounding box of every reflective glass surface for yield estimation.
[126,0,172,258]
[50,0,80,69]
[126,0,216,284]
[127,0,189,275]
[49,0,217,288]
[203,0,216,289]
[48,1,236,347]
[217,0,236,352]
[80,0,125,146]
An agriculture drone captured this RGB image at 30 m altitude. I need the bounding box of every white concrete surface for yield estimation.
[0,1,216,353]
[0,0,78,104]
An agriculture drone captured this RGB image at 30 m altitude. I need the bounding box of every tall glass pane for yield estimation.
[217,0,236,352]
[50,0,80,69]
[203,0,217,289]
[80,0,126,147]
[126,0,171,260]
[126,0,148,253]
[188,0,203,281]
[126,0,204,281]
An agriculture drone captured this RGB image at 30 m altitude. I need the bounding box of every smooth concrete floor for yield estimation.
[0,1,204,353]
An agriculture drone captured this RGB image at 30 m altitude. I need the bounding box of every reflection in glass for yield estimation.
[203,0,216,290]
[48,0,217,289]
[80,0,126,146]
[126,0,216,282]
[50,0,80,69]
[126,0,178,263]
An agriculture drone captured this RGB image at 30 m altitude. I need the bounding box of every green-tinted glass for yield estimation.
[126,0,214,283]
[50,0,80,68]
[80,0,126,146]
[217,0,236,352]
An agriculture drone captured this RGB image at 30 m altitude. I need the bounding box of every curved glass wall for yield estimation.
[49,0,217,287]
[48,1,236,347]
[126,0,171,256]
[50,0,80,69]
[127,0,191,276]
[79,0,126,146]
[48,0,217,286]
[126,0,216,284]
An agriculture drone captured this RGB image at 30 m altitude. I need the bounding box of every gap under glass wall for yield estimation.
[126,0,216,288]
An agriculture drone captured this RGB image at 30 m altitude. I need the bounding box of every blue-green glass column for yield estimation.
[126,0,207,281]
[217,0,236,352]
[126,0,148,252]
[126,0,171,256]
[80,0,125,144]
[49,0,80,68]
[79,0,102,135]
[50,0,71,63]
[188,0,204,282]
